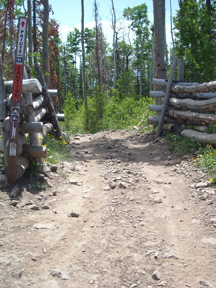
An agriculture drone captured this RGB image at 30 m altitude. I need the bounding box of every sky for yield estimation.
[49,0,180,47]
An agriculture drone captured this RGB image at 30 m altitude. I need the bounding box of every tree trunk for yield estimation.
[43,0,50,88]
[27,0,33,67]
[81,0,88,131]
[153,0,166,105]
[111,0,117,87]
[94,0,101,87]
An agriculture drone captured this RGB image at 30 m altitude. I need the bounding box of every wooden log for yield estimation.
[3,117,43,133]
[152,78,168,86]
[0,140,3,152]
[171,92,216,100]
[148,116,178,125]
[35,107,47,122]
[149,104,163,112]
[0,68,6,121]
[33,95,44,110]
[35,63,63,140]
[169,97,216,112]
[23,144,47,158]
[5,78,42,94]
[171,81,216,94]
[181,129,216,145]
[152,78,199,87]
[38,123,53,144]
[17,156,29,180]
[150,91,165,98]
[156,59,177,137]
[166,109,216,125]
[57,113,65,121]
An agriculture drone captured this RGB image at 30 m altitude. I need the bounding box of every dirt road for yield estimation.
[0,131,216,288]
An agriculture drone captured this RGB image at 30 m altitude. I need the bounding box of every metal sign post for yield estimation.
[7,17,27,184]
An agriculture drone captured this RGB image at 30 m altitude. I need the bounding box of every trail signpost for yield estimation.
[7,17,27,184]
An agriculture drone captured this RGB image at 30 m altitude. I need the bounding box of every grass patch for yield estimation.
[164,132,216,185]
[43,133,71,164]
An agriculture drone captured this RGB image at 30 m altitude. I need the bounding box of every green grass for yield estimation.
[164,131,216,185]
[43,132,71,164]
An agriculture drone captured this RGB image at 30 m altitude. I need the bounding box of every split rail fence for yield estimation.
[148,59,216,144]
[0,64,63,182]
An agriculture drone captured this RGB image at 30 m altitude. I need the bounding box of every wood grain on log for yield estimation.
[181,129,216,144]
[166,110,216,125]
[169,97,216,112]
[23,144,47,158]
[5,78,42,94]
[171,81,216,94]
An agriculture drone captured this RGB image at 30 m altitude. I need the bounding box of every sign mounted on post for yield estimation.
[7,17,27,184]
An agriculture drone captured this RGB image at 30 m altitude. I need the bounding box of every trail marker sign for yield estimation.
[7,17,27,184]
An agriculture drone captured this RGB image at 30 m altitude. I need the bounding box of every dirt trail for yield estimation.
[0,131,216,288]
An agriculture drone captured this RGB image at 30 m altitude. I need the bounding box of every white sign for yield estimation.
[16,18,27,65]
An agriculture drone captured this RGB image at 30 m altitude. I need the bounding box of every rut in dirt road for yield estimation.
[0,131,216,288]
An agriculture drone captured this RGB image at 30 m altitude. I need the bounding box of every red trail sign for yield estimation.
[7,17,27,184]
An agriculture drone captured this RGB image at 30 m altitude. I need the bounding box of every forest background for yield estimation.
[0,0,216,134]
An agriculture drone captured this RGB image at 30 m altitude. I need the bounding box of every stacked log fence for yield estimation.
[148,59,216,145]
[0,64,62,183]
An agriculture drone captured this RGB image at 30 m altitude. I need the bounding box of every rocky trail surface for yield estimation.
[0,131,216,288]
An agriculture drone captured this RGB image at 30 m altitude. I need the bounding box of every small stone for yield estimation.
[0,241,3,246]
[11,269,23,278]
[196,182,208,189]
[10,200,20,207]
[154,198,163,204]
[69,179,78,185]
[199,194,207,200]
[50,164,58,172]
[109,182,116,189]
[199,280,210,286]
[119,182,127,189]
[41,205,50,210]
[157,281,168,287]
[53,191,57,196]
[51,270,62,277]
[68,212,80,218]
[152,270,160,280]
[29,204,40,211]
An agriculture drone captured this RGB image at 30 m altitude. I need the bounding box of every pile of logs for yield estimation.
[0,64,63,181]
[148,68,216,144]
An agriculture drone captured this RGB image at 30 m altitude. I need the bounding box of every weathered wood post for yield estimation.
[156,59,177,137]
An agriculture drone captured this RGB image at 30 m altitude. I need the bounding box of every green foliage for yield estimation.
[174,0,216,82]
[43,133,70,164]
[113,71,137,99]
[164,132,202,157]
[164,131,216,185]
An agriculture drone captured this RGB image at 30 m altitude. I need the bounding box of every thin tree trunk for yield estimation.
[28,0,33,66]
[43,0,50,88]
[111,0,117,87]
[94,0,101,87]
[81,0,88,131]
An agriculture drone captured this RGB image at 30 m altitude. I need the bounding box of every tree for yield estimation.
[153,0,166,105]
[43,0,50,87]
[174,0,216,82]
[81,0,88,131]
[123,4,151,97]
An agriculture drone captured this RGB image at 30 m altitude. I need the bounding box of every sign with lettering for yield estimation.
[7,17,27,184]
